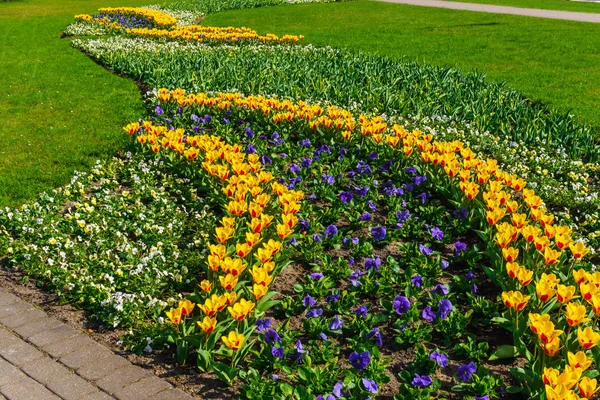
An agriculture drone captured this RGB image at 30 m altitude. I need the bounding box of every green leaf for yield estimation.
[280,383,294,396]
[489,345,520,361]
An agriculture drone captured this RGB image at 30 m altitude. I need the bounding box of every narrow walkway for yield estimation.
[377,0,600,23]
[0,288,194,400]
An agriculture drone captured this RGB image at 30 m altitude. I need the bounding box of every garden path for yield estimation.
[0,287,194,400]
[377,0,600,22]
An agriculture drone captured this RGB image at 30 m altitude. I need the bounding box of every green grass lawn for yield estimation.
[0,0,177,207]
[204,0,600,130]
[443,0,600,14]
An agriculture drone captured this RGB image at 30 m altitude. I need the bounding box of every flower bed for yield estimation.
[2,2,598,399]
[110,88,596,399]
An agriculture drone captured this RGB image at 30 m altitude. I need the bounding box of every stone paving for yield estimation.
[377,0,600,23]
[0,288,195,400]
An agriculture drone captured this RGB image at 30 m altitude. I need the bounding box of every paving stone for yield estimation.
[113,376,172,400]
[0,340,44,367]
[12,317,63,340]
[0,329,20,349]
[0,376,59,400]
[95,365,148,394]
[42,335,93,359]
[0,358,25,387]
[147,389,195,400]
[0,292,20,307]
[0,308,47,330]
[0,302,32,320]
[80,392,114,400]
[46,374,99,400]
[28,324,78,348]
[60,342,114,370]
[77,354,131,381]
[21,356,71,385]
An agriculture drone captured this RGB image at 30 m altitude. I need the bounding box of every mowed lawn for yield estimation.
[204,0,600,130]
[0,0,174,207]
[444,0,600,13]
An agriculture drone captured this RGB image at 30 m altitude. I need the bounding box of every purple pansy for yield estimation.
[306,308,323,318]
[430,350,448,367]
[411,275,423,288]
[422,306,436,322]
[431,227,444,241]
[255,318,272,332]
[340,191,353,203]
[412,374,433,388]
[271,346,284,360]
[329,315,343,331]
[419,244,433,256]
[354,304,368,317]
[324,225,338,238]
[457,361,477,382]
[303,295,316,307]
[371,226,387,241]
[362,378,378,394]
[438,299,453,320]
[348,351,370,371]
[454,241,467,256]
[393,295,411,315]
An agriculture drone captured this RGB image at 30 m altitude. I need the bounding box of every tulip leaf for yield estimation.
[489,345,520,361]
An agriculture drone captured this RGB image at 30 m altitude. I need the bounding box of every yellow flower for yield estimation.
[197,316,217,334]
[276,223,293,239]
[590,294,600,316]
[165,307,182,325]
[245,232,261,248]
[580,282,597,302]
[215,226,234,243]
[501,291,530,311]
[556,285,578,304]
[220,257,247,276]
[224,291,239,306]
[543,247,562,266]
[251,284,268,300]
[228,298,255,321]
[578,327,600,349]
[568,351,592,371]
[516,268,533,286]
[486,208,506,226]
[198,280,213,293]
[219,274,239,291]
[565,302,591,327]
[221,331,245,351]
[578,377,599,399]
[506,262,521,279]
[502,247,519,263]
[236,243,251,258]
[264,239,282,256]
[178,300,195,316]
[537,321,563,345]
[574,268,589,285]
[529,313,551,335]
[251,265,274,287]
[198,294,226,317]
[541,337,561,357]
[536,281,556,302]
[570,241,590,260]
[545,384,576,400]
[543,367,559,386]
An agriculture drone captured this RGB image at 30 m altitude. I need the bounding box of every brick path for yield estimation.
[377,0,600,23]
[0,288,194,400]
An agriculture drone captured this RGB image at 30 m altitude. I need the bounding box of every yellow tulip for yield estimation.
[197,316,217,334]
[578,327,600,349]
[221,331,245,351]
